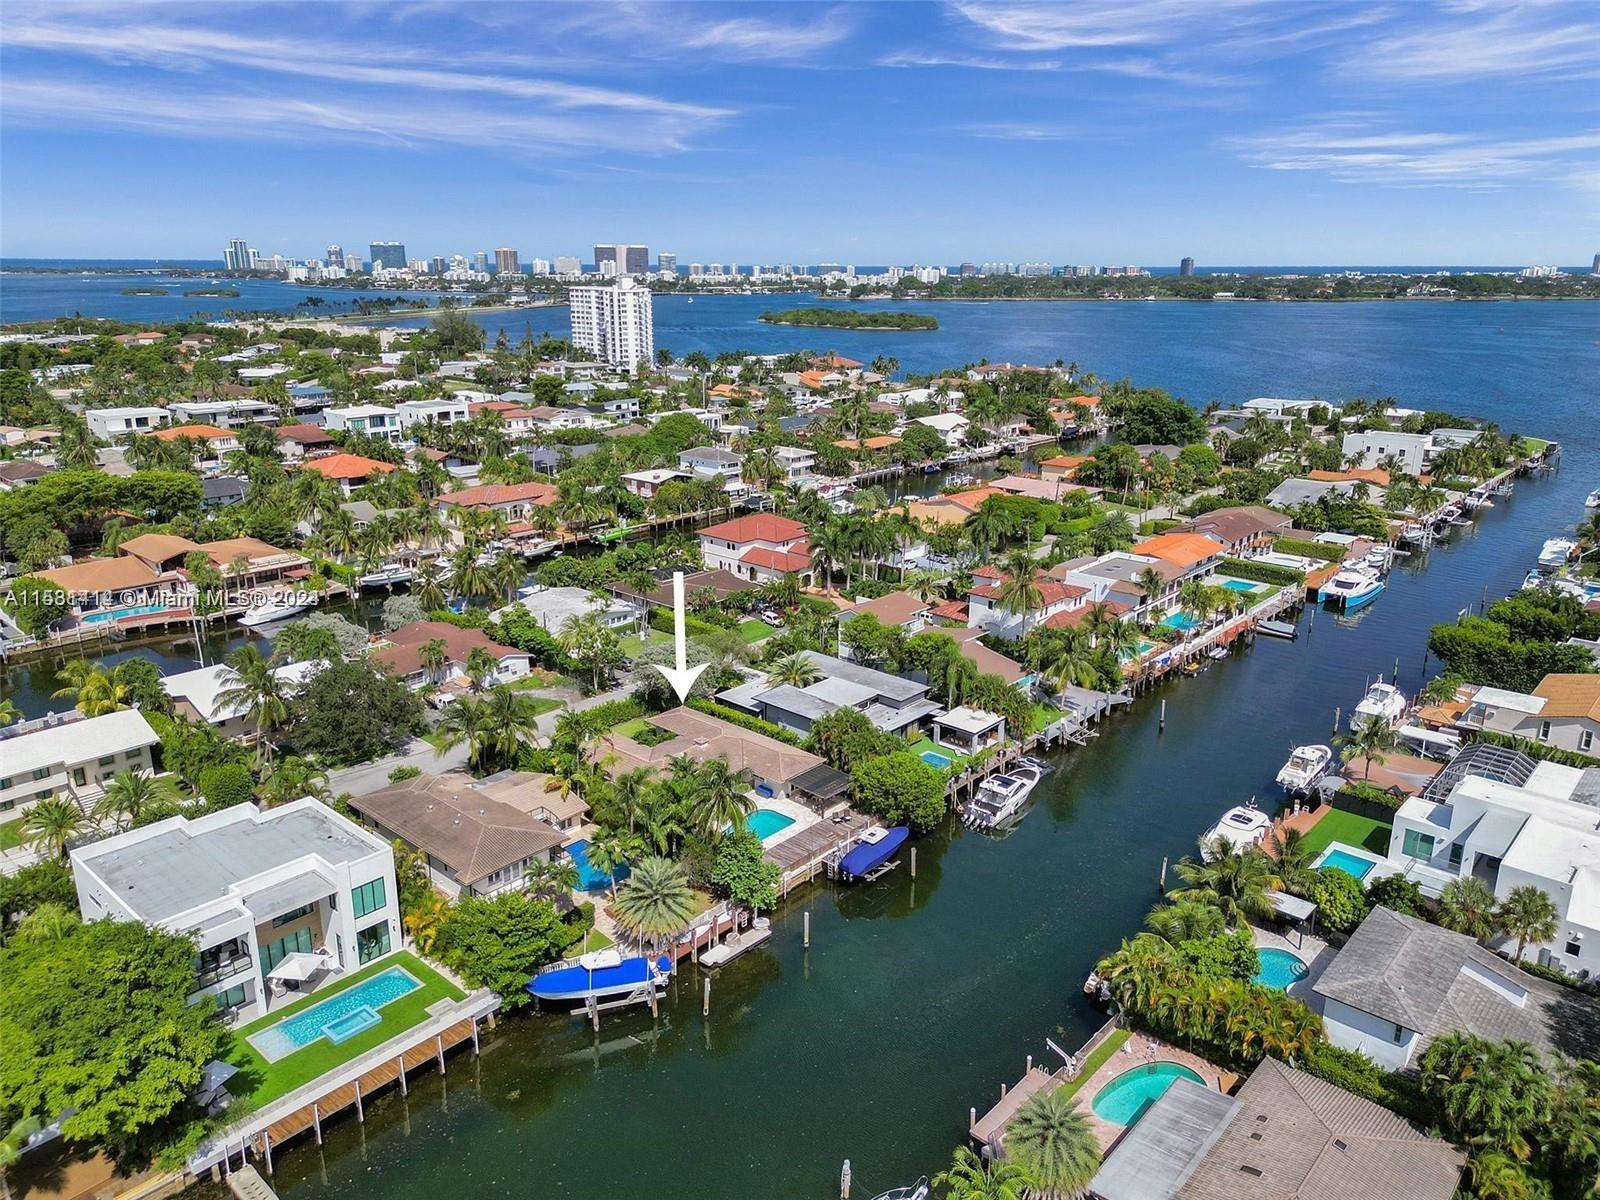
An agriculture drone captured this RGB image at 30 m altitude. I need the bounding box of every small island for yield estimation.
[184,287,241,297]
[120,287,169,296]
[759,306,938,330]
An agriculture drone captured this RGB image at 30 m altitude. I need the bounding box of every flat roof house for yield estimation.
[70,799,400,1025]
[324,404,403,443]
[1314,905,1600,1069]
[85,405,168,440]
[397,397,472,429]
[717,651,942,738]
[1090,1057,1462,1200]
[0,708,160,827]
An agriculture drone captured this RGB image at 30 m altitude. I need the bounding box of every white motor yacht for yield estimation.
[1586,488,1600,510]
[238,594,315,627]
[1538,537,1578,571]
[962,765,1042,829]
[1275,744,1332,792]
[357,562,415,588]
[1199,803,1273,858]
[1350,681,1407,730]
[1317,566,1384,609]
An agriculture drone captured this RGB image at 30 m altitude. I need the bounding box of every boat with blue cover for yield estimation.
[525,949,671,1003]
[838,826,909,881]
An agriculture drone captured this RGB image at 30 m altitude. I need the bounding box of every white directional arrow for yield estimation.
[650,570,709,703]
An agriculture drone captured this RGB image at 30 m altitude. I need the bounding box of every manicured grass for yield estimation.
[1058,1028,1131,1100]
[613,716,654,739]
[1030,702,1064,734]
[1301,808,1393,857]
[908,736,969,771]
[224,951,466,1106]
[620,631,671,659]
[738,618,777,643]
[0,820,28,852]
[576,927,614,954]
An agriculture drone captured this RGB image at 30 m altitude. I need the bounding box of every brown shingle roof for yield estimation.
[842,591,931,625]
[371,621,524,677]
[605,706,824,786]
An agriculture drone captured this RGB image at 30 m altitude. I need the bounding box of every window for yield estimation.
[0,800,12,813]
[1448,842,1465,869]
[259,926,313,974]
[357,922,390,964]
[0,778,11,791]
[1567,939,1582,957]
[1584,731,1594,753]
[31,768,49,781]
[1392,1023,1406,1044]
[1539,721,1552,743]
[1401,829,1436,860]
[216,984,248,1010]
[351,877,387,919]
[271,904,314,928]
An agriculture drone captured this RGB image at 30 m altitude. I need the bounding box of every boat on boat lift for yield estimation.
[1275,744,1332,793]
[357,561,415,588]
[1539,537,1578,571]
[1316,566,1385,609]
[1587,488,1600,510]
[838,826,910,881]
[525,949,671,1003]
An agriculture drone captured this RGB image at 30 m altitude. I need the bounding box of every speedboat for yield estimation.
[1400,522,1428,544]
[1586,488,1600,510]
[869,1180,929,1200]
[357,562,415,588]
[1016,754,1053,773]
[1538,537,1578,571]
[1199,802,1272,858]
[238,594,314,627]
[962,765,1042,828]
[525,949,671,1003]
[1317,566,1384,609]
[838,825,909,880]
[1275,744,1332,793]
[1351,681,1407,730]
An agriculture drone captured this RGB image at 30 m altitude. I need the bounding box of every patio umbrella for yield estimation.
[267,948,331,982]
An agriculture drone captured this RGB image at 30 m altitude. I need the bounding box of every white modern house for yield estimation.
[168,398,278,428]
[678,446,745,484]
[396,397,472,430]
[85,405,169,440]
[0,709,160,828]
[71,800,401,1024]
[325,404,403,443]
[1340,429,1436,476]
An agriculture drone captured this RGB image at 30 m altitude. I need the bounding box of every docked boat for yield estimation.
[1206,645,1229,660]
[1015,754,1053,773]
[961,765,1042,828]
[1199,802,1272,858]
[1316,566,1385,609]
[525,949,671,1003]
[1275,744,1332,792]
[838,825,910,881]
[1586,488,1600,510]
[238,594,314,627]
[1256,619,1298,640]
[1400,522,1429,544]
[357,562,415,588]
[869,1180,929,1200]
[1351,681,1407,730]
[1538,537,1578,571]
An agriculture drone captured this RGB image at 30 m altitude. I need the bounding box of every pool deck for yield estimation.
[765,809,874,894]
[1250,923,1336,1010]
[1072,1032,1224,1151]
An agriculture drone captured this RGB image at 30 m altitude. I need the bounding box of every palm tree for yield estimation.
[1144,899,1225,943]
[686,758,755,840]
[1175,577,1214,632]
[997,557,1045,631]
[1172,842,1280,928]
[481,688,542,768]
[403,889,449,955]
[414,563,448,612]
[1496,885,1559,963]
[0,698,19,726]
[933,1145,1030,1200]
[463,645,498,692]
[91,768,175,830]
[13,901,80,945]
[612,855,695,951]
[583,833,636,904]
[215,644,290,762]
[809,521,851,595]
[435,695,496,772]
[1,1114,45,1200]
[257,756,331,808]
[22,796,84,861]
[1004,1086,1101,1199]
[419,636,448,686]
[1337,713,1399,780]
[765,652,821,688]
[1038,625,1098,691]
[525,856,580,904]
[1266,826,1319,895]
[1421,1034,1549,1160]
[52,660,131,716]
[1437,876,1500,942]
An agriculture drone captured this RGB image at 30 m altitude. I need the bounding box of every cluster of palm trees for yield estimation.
[1434,876,1559,962]
[433,687,549,773]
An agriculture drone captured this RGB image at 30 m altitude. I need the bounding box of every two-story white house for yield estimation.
[1341,429,1436,476]
[168,398,278,428]
[966,566,1090,640]
[71,799,401,1024]
[396,397,472,430]
[325,404,403,443]
[678,446,745,486]
[0,709,160,828]
[85,405,169,440]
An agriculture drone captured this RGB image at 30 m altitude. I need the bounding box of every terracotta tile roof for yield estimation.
[469,401,525,415]
[1043,599,1133,629]
[833,435,902,451]
[928,599,969,621]
[1041,454,1090,471]
[299,453,397,480]
[970,571,1089,607]
[1133,531,1225,569]
[740,544,812,572]
[1531,674,1600,722]
[152,423,233,442]
[273,423,334,444]
[436,481,558,508]
[810,354,863,369]
[33,556,164,593]
[700,514,808,544]
[1309,467,1393,487]
[797,370,833,391]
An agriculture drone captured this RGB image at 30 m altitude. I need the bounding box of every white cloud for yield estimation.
[878,50,1063,71]
[947,0,1277,51]
[955,122,1074,141]
[1346,4,1600,81]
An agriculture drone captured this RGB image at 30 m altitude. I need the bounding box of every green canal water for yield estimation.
[252,462,1586,1200]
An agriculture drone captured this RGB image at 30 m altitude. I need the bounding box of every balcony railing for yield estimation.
[195,953,253,988]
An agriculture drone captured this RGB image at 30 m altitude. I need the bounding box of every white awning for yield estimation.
[267,948,334,982]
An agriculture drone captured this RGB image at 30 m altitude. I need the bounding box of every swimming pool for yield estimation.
[746,808,797,840]
[1317,848,1377,881]
[246,965,421,1062]
[566,839,631,892]
[1161,612,1200,630]
[80,602,172,624]
[1253,947,1310,991]
[1091,1062,1206,1126]
[920,749,953,770]
[1220,579,1260,593]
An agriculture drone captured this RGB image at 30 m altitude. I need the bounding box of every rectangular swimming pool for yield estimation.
[920,749,953,770]
[1220,579,1260,593]
[1161,612,1200,630]
[80,602,173,624]
[746,808,797,840]
[246,965,421,1062]
[1318,848,1377,881]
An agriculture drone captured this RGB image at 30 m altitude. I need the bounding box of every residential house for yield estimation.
[773,446,816,481]
[1263,477,1358,509]
[621,468,692,499]
[298,452,398,494]
[396,397,472,429]
[1089,1057,1462,1200]
[938,626,1032,689]
[1131,531,1226,579]
[494,585,635,632]
[71,800,400,1025]
[435,480,559,529]
[904,486,1005,529]
[603,706,833,803]
[272,423,336,460]
[1315,905,1600,1068]
[350,773,567,900]
[1341,430,1436,476]
[838,591,931,641]
[1528,675,1600,756]
[162,661,320,738]
[910,412,969,445]
[931,706,1006,755]
[325,404,403,443]
[0,709,160,827]
[168,398,277,428]
[371,620,532,692]
[1176,505,1292,557]
[698,513,812,585]
[118,533,307,588]
[967,567,1089,640]
[152,423,241,463]
[678,446,745,485]
[1053,551,1178,616]
[0,460,51,491]
[202,475,249,509]
[25,555,175,622]
[717,651,943,739]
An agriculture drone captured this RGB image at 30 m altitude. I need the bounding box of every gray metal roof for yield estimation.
[1090,1079,1240,1200]
[800,651,929,703]
[238,869,336,922]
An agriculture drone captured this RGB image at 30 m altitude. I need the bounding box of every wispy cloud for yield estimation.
[954,122,1075,141]
[1344,4,1600,81]
[948,0,1278,51]
[878,50,1062,71]
[544,2,857,64]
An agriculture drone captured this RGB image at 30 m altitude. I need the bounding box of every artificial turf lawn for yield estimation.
[1300,808,1393,857]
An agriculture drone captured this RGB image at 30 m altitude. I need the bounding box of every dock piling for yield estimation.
[1332,706,1341,734]
[1159,699,1166,732]
[703,977,711,1016]
[969,1107,977,1132]
[804,910,811,948]
[910,847,917,878]
[1159,856,1168,894]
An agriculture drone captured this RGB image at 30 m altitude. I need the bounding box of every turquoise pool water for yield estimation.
[246,965,421,1062]
[920,749,953,769]
[746,808,797,840]
[1091,1062,1206,1126]
[1253,947,1310,990]
[1161,612,1200,630]
[1221,579,1260,593]
[1318,848,1377,881]
[566,839,631,892]
[80,602,172,624]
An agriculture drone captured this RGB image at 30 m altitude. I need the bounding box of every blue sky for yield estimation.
[2,1,1597,265]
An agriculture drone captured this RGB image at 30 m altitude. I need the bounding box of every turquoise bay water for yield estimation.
[1253,947,1311,991]
[1091,1062,1207,1126]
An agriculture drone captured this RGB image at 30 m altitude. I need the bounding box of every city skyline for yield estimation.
[2,2,1598,262]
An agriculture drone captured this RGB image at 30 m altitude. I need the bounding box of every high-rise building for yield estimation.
[594,243,649,275]
[569,277,654,374]
[327,244,344,266]
[472,251,488,272]
[1180,256,1196,277]
[431,256,447,275]
[554,256,582,275]
[689,263,703,278]
[658,251,677,275]
[369,241,406,270]
[1592,253,1600,275]
[344,254,362,273]
[223,239,252,271]
[530,258,552,275]
[494,248,521,275]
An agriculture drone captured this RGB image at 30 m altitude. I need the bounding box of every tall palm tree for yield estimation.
[809,521,851,595]
[613,856,695,952]
[403,890,449,955]
[1038,625,1098,691]
[1496,885,1559,963]
[686,758,755,840]
[419,636,448,685]
[933,1145,1030,1200]
[1421,1034,1548,1160]
[22,797,85,861]
[463,645,498,692]
[257,756,331,808]
[1437,876,1499,942]
[1172,842,1280,928]
[481,688,541,768]
[52,660,131,716]
[435,695,496,772]
[1338,713,1399,780]
[765,652,821,688]
[92,768,176,830]
[1266,826,1320,895]
[1144,899,1225,943]
[584,833,639,905]
[1004,1086,1101,1200]
[414,564,448,612]
[215,644,290,762]
[997,555,1045,631]
[525,856,581,904]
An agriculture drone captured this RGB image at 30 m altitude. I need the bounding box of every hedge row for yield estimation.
[1219,557,1306,585]
[1272,536,1346,563]
[649,607,726,640]
[685,697,803,746]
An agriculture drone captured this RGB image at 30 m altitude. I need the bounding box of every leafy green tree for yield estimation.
[1178,929,1260,983]
[710,830,780,913]
[851,751,946,832]
[436,891,575,1008]
[0,920,227,1156]
[0,576,68,638]
[1005,1085,1101,1199]
[1307,866,1369,934]
[802,706,903,770]
[1418,1034,1552,1161]
[198,762,254,809]
[290,659,425,765]
[1365,874,1427,918]
[0,860,76,942]
[933,1144,1031,1200]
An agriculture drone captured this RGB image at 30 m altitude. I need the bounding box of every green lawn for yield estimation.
[1301,808,1393,857]
[575,927,614,954]
[738,618,777,643]
[620,631,671,659]
[1058,1028,1131,1100]
[907,736,969,771]
[225,951,466,1106]
[1030,702,1064,734]
[0,820,27,852]
[613,716,654,739]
